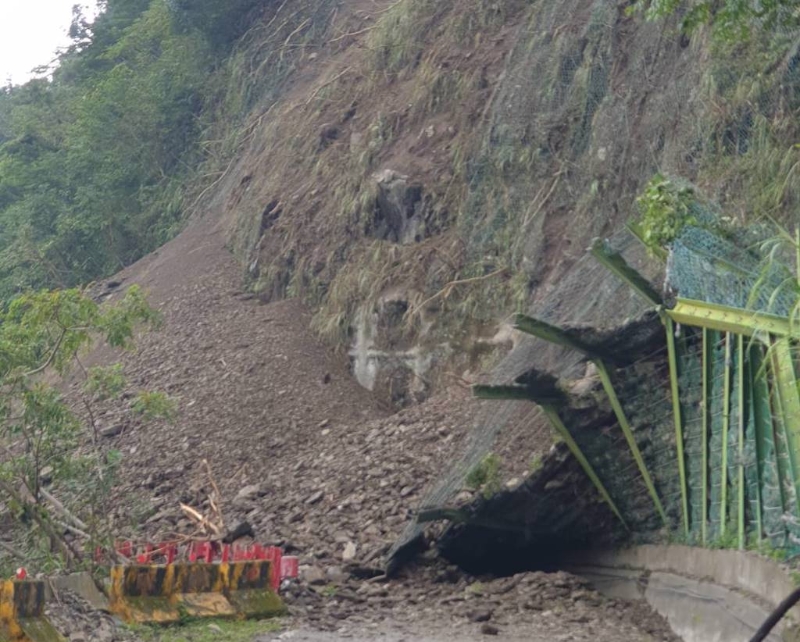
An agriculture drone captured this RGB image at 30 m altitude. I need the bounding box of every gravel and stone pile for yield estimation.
[47,209,680,640]
[45,590,140,642]
[277,556,679,641]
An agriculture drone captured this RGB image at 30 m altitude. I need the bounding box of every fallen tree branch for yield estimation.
[202,459,225,532]
[23,328,67,378]
[0,479,81,567]
[405,267,508,320]
[55,520,90,540]
[180,503,221,537]
[41,489,88,531]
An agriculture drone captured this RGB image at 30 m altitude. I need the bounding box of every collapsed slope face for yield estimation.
[214,0,800,406]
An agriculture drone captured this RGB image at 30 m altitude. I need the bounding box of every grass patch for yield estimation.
[466,452,502,499]
[130,618,282,642]
[367,0,437,75]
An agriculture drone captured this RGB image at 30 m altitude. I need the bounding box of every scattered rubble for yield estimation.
[278,559,679,641]
[45,590,140,642]
[46,191,679,640]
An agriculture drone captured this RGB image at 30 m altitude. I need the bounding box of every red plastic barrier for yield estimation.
[100,539,294,592]
[280,556,299,580]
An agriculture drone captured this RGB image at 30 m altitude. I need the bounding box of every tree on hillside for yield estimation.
[0,1,210,298]
[0,0,283,299]
[166,0,266,50]
[634,0,800,39]
[0,285,173,573]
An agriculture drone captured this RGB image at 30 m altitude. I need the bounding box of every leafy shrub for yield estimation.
[635,174,698,252]
[466,452,502,498]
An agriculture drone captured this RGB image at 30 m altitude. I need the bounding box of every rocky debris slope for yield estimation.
[70,207,481,570]
[278,558,679,641]
[45,590,140,642]
[52,209,682,640]
[221,389,474,569]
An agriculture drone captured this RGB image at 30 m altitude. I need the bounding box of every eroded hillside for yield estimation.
[202,0,800,412]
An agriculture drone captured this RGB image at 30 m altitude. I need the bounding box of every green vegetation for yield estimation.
[131,618,282,642]
[465,581,485,595]
[466,452,502,499]
[748,538,789,562]
[635,175,700,251]
[0,0,280,299]
[632,0,800,41]
[0,285,170,575]
[529,453,543,474]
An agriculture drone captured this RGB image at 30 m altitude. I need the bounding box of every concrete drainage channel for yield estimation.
[563,545,800,642]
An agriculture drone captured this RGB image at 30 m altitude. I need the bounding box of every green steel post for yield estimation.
[541,405,628,529]
[590,239,663,306]
[473,384,564,405]
[594,359,668,526]
[702,328,711,545]
[770,367,797,532]
[721,333,732,538]
[738,334,746,549]
[668,299,799,340]
[750,347,776,545]
[513,314,596,355]
[770,339,800,513]
[626,222,668,261]
[665,316,690,537]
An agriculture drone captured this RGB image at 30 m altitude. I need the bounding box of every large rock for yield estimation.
[370,170,426,245]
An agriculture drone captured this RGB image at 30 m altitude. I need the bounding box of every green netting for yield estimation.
[751,346,786,548]
[669,226,798,316]
[676,330,705,542]
[615,352,683,530]
[558,397,664,535]
[388,0,800,567]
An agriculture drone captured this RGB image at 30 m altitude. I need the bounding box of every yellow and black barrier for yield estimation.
[109,561,285,624]
[0,580,65,642]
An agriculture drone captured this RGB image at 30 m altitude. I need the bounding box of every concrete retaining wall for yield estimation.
[566,546,800,642]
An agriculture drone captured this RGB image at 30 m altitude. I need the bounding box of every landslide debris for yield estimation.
[278,560,679,641]
[52,209,678,640]
[45,590,140,642]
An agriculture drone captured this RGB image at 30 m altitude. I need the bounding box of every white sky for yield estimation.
[0,1,99,86]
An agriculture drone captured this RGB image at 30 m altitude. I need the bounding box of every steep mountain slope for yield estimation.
[18,0,798,637]
[173,0,800,573]
[191,0,800,417]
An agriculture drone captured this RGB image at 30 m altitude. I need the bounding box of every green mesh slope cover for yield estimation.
[668,226,797,316]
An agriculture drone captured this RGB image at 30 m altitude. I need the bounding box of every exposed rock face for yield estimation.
[370,169,426,245]
[349,290,437,408]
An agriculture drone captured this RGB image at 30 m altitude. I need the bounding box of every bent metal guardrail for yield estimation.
[474,239,800,555]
